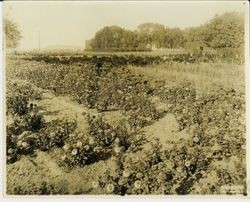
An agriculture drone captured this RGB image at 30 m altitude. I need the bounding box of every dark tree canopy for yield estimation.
[4,19,22,49]
[137,23,166,48]
[164,27,185,49]
[184,12,244,49]
[87,12,244,53]
[90,26,140,51]
[202,12,244,49]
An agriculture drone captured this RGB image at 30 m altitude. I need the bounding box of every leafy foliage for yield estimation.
[6,51,246,195]
[4,18,22,49]
[88,12,244,57]
[202,12,244,49]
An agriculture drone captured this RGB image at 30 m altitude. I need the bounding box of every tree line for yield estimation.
[86,12,244,53]
[4,11,244,56]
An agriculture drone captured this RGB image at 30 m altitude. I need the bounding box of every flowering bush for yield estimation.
[7,128,39,163]
[59,133,109,168]
[59,113,147,168]
[94,114,245,196]
[6,114,76,163]
[6,80,41,116]
[37,119,77,151]
[94,138,172,195]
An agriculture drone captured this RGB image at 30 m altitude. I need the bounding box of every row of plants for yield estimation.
[22,51,241,66]
[6,77,147,168]
[92,130,245,195]
[58,113,147,169]
[153,83,246,194]
[6,80,77,163]
[6,56,246,195]
[24,54,163,67]
[9,59,163,129]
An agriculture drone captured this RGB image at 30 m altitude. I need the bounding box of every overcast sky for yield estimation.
[4,1,247,50]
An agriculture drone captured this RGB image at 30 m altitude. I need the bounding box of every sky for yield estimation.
[3,1,247,50]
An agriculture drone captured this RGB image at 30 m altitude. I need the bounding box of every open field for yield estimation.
[129,62,245,95]
[5,54,246,195]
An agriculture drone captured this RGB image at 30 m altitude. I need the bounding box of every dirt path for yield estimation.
[7,87,188,194]
[35,90,126,132]
[6,89,124,194]
[143,113,190,150]
[34,91,89,132]
[7,150,117,194]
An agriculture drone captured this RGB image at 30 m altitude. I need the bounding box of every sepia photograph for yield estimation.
[2,0,249,196]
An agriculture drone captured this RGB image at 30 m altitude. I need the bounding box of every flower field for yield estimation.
[5,53,246,195]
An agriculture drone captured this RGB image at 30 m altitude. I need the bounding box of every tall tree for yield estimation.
[4,19,22,49]
[165,27,185,49]
[183,26,207,51]
[137,23,165,48]
[201,12,244,49]
[90,25,138,50]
